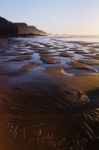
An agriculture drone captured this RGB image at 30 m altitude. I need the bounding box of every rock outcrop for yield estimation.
[0,17,47,36]
[0,17,17,36]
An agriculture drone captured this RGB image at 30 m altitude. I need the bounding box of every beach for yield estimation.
[0,36,99,150]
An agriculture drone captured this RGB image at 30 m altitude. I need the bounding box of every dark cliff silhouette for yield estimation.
[0,17,47,36]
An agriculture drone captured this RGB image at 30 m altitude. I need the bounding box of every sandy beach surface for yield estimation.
[0,36,99,150]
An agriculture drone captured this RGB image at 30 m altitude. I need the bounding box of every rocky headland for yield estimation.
[0,16,47,37]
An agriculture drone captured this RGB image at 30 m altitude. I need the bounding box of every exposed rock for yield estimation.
[0,16,47,36]
[95,54,99,59]
[70,60,91,69]
[15,23,47,36]
[0,17,17,36]
[37,48,50,54]
[79,59,99,65]
[12,55,32,61]
[60,51,73,57]
[45,67,64,74]
[40,54,60,64]
[69,60,97,72]
[74,50,89,54]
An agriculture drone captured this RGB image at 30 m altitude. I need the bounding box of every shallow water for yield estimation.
[0,36,99,150]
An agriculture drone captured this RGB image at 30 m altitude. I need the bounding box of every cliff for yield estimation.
[0,17,47,36]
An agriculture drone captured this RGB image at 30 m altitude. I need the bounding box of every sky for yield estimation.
[0,0,99,35]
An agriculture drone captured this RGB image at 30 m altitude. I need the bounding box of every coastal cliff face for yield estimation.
[15,23,47,36]
[0,17,17,35]
[0,17,47,36]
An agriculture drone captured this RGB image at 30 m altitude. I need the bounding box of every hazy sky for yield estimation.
[0,0,99,35]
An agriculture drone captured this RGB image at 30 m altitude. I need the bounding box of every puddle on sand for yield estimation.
[0,36,99,150]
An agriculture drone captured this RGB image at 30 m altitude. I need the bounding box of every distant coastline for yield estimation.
[50,34,99,38]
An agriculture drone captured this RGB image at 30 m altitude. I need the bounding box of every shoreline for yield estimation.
[0,36,99,150]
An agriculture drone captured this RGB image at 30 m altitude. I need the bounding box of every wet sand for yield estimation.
[0,36,99,150]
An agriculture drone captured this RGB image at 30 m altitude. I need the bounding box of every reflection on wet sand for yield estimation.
[0,36,99,150]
